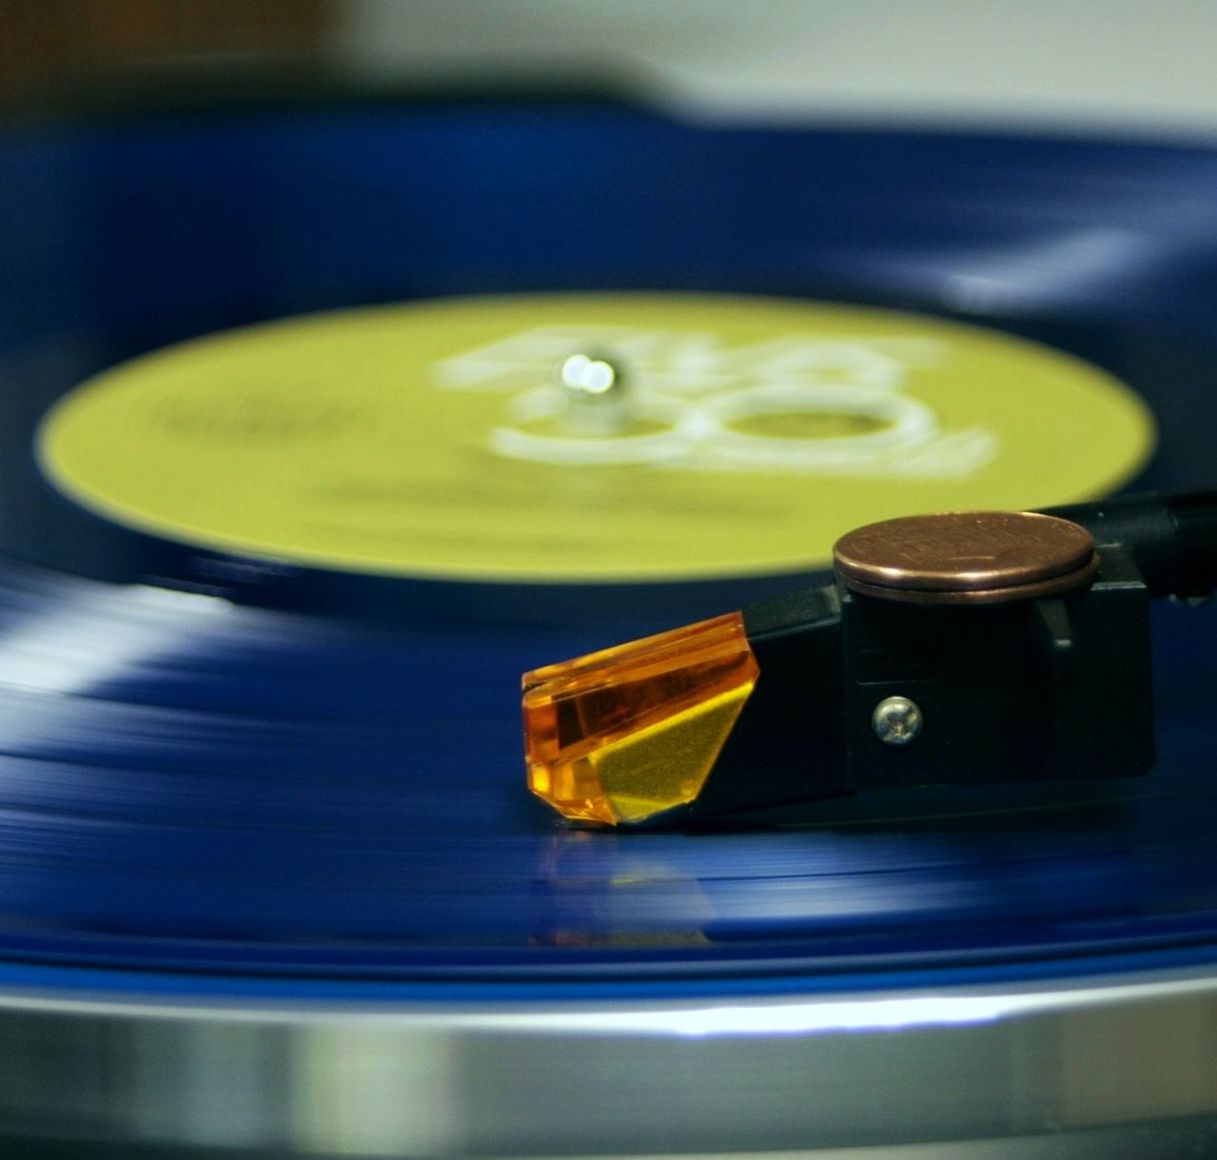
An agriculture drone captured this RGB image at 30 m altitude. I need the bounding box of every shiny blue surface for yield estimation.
[0,558,1208,991]
[0,97,1216,993]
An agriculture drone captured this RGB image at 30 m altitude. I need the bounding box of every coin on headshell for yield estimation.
[832,511,1098,604]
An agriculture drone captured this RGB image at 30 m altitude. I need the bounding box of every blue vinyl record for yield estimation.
[0,92,1216,1008]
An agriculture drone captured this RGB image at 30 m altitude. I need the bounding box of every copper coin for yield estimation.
[833,511,1096,600]
[839,554,1100,605]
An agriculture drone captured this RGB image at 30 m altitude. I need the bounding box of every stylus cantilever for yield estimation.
[523,490,1217,828]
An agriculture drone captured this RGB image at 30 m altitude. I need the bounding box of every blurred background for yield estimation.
[3,0,1217,135]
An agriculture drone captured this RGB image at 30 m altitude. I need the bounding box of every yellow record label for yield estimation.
[38,294,1155,583]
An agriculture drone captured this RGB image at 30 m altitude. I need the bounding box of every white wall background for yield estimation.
[337,1,1217,135]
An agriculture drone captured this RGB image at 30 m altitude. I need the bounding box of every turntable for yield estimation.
[2,38,1217,1160]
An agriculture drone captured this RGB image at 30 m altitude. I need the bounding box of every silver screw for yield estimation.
[872,696,923,746]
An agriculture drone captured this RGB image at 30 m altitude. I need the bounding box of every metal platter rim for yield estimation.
[2,963,1216,1156]
[0,959,1214,1025]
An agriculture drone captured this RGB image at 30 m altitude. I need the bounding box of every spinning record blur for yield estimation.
[2,90,1217,1156]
